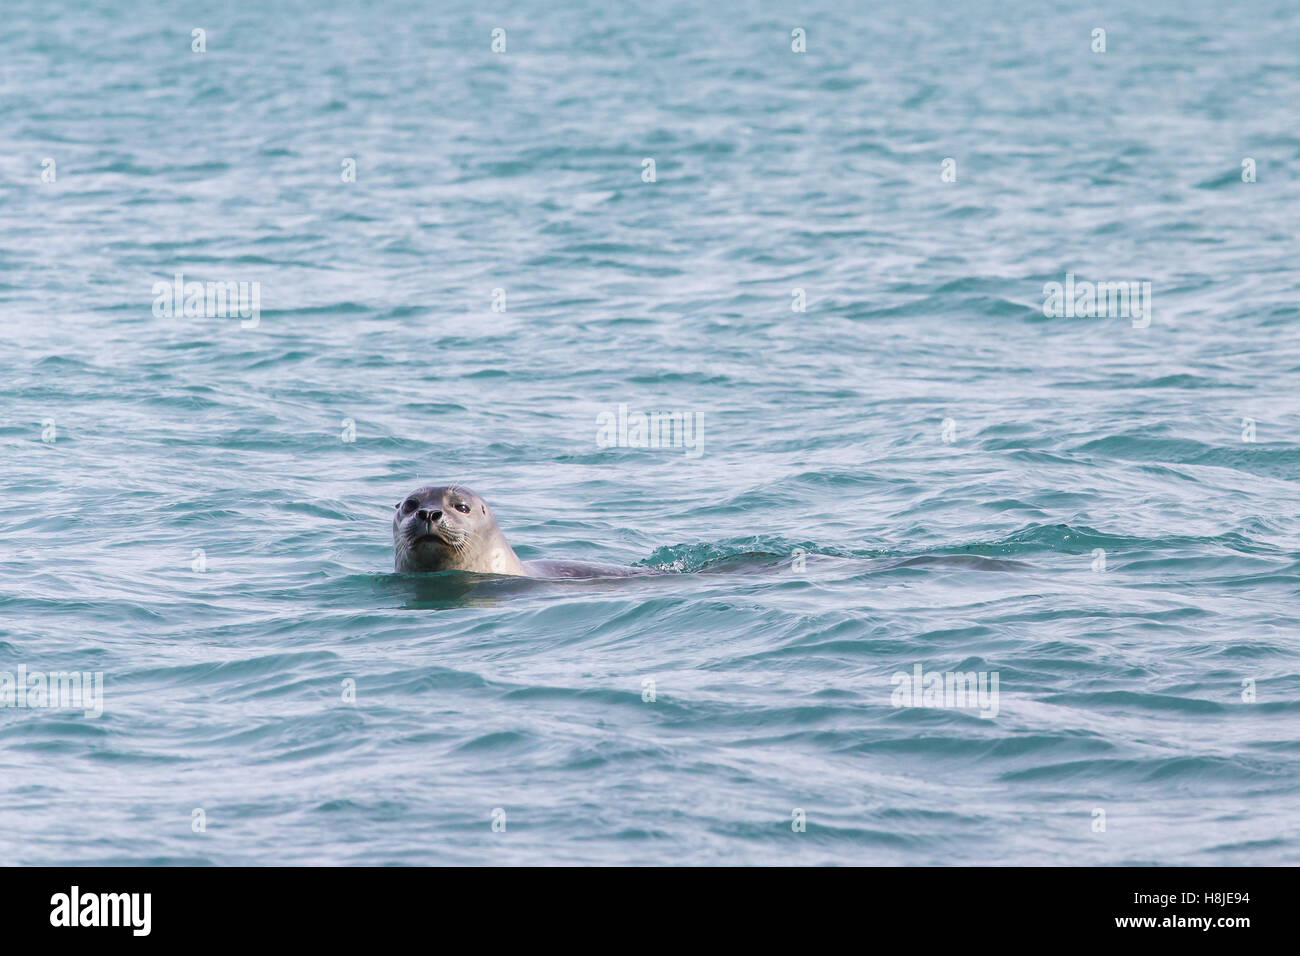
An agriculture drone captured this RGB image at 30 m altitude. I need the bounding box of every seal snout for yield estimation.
[409,510,448,546]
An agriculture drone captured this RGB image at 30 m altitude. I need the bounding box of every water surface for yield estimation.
[1,0,1298,864]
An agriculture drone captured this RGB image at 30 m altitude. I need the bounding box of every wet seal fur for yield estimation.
[392,484,650,578]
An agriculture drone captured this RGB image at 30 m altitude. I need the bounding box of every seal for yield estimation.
[392,484,651,578]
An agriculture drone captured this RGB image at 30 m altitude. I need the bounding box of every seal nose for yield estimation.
[416,509,442,522]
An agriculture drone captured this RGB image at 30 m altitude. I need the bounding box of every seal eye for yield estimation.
[402,498,419,513]
[453,502,471,514]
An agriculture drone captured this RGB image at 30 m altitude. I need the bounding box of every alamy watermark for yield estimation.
[152,272,260,328]
[1042,273,1151,328]
[891,663,999,718]
[596,403,703,457]
[0,665,103,717]
[50,886,150,936]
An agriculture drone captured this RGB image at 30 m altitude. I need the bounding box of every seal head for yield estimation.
[392,484,526,575]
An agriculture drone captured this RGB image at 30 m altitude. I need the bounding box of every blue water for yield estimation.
[2,0,1299,865]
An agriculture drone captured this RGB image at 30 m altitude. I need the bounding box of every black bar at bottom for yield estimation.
[2,865,1284,943]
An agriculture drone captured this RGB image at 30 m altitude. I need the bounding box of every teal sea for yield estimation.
[1,0,1298,865]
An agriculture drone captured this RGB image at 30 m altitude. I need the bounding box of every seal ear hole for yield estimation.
[481,506,486,514]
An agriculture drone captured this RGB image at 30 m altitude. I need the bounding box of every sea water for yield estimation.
[0,0,1297,864]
